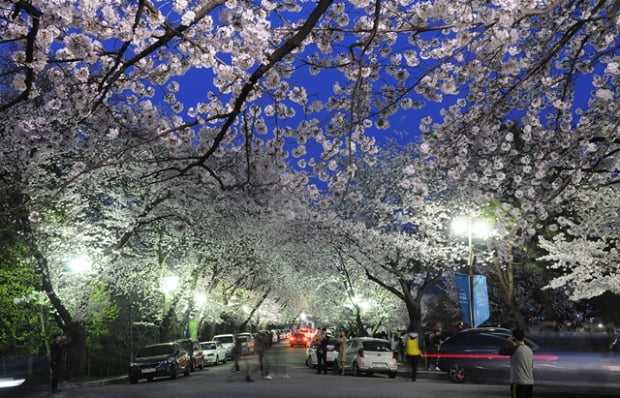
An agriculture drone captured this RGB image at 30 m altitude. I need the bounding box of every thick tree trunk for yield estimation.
[65,322,87,380]
[29,235,89,380]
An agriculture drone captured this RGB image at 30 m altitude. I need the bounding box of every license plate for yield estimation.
[372,363,387,368]
[141,368,156,373]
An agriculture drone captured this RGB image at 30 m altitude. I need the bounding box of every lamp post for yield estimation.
[452,217,492,328]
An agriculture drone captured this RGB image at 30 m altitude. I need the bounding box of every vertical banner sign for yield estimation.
[455,273,490,328]
[455,273,472,327]
[472,275,490,327]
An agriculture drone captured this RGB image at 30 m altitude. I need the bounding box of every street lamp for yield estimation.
[451,216,493,328]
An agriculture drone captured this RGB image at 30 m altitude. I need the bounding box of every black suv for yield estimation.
[175,339,204,371]
[128,342,190,384]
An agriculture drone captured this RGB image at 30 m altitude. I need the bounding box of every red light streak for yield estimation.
[422,353,559,361]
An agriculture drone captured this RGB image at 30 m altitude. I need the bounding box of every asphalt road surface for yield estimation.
[5,343,615,398]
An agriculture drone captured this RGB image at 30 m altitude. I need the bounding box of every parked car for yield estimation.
[435,326,620,393]
[128,342,190,384]
[213,334,235,359]
[200,341,227,366]
[175,338,204,371]
[289,332,310,347]
[237,332,255,354]
[237,336,252,355]
[305,336,339,371]
[342,337,397,378]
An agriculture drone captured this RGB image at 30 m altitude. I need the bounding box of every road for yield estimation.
[5,344,614,398]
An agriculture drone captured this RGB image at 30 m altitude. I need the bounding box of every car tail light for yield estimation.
[358,348,364,358]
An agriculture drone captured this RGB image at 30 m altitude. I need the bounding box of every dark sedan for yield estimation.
[288,332,310,347]
[128,342,191,384]
[432,327,620,394]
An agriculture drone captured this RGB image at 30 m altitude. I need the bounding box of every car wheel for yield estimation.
[147,377,154,382]
[448,364,466,383]
[352,362,361,377]
[388,371,397,379]
[129,377,138,384]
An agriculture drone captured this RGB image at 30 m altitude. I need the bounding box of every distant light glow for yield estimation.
[161,275,179,294]
[195,293,206,307]
[68,254,92,273]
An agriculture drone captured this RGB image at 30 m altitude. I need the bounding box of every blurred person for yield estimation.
[337,330,348,375]
[50,334,65,393]
[391,334,400,361]
[316,328,328,374]
[405,329,422,381]
[228,337,254,382]
[255,332,272,379]
[499,328,533,398]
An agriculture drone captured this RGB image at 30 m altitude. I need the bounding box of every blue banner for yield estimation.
[455,273,490,327]
[472,275,490,327]
[455,273,472,326]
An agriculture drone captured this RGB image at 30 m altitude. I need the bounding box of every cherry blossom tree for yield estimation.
[539,186,620,301]
[2,0,619,375]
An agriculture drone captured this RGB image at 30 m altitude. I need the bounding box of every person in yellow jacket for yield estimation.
[405,331,422,381]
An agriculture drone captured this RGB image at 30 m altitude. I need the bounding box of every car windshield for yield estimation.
[214,336,233,344]
[201,343,216,350]
[362,340,391,352]
[137,345,173,357]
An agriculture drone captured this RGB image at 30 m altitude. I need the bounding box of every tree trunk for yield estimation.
[65,322,87,380]
[28,233,89,380]
[492,255,528,331]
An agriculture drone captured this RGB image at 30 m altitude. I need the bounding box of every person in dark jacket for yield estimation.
[316,328,328,374]
[50,334,65,393]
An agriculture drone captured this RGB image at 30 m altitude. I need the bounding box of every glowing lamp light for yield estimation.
[451,217,493,239]
[161,275,179,294]
[68,254,92,273]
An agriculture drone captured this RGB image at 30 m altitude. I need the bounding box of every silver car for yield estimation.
[342,337,398,378]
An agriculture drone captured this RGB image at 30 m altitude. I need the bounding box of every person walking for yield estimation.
[337,330,348,375]
[229,337,254,382]
[255,332,272,379]
[499,328,534,398]
[405,330,422,381]
[50,334,65,393]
